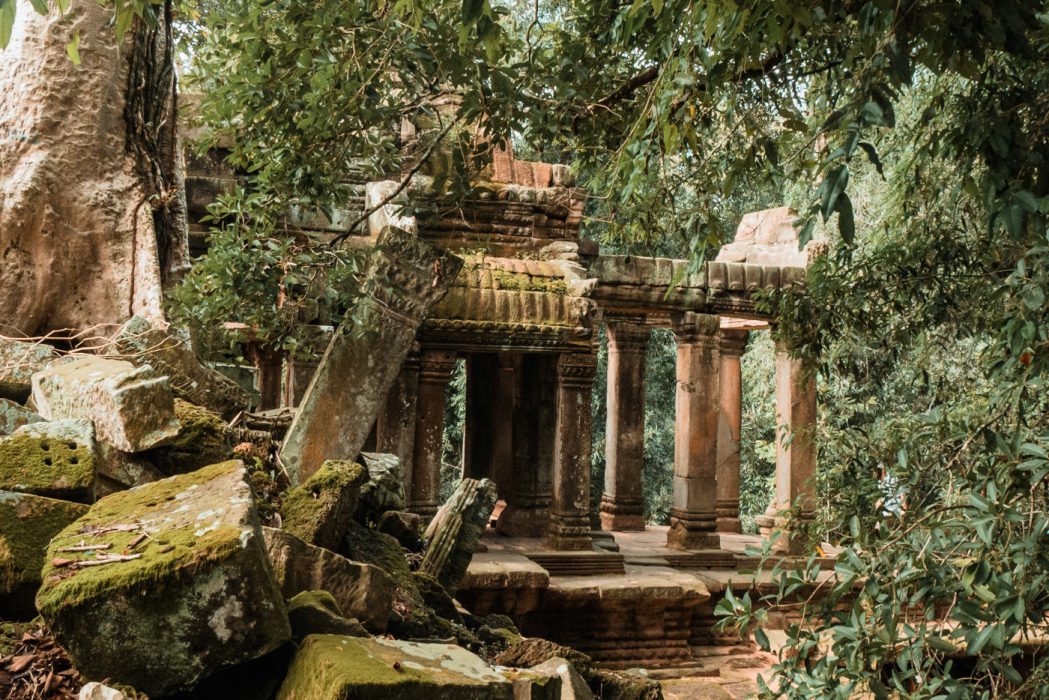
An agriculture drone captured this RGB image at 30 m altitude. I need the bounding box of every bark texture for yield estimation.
[0,1,186,336]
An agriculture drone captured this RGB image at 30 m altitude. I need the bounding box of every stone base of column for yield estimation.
[715,499,742,534]
[548,510,592,551]
[496,500,550,538]
[756,509,812,555]
[410,500,440,521]
[667,508,719,550]
[599,494,646,531]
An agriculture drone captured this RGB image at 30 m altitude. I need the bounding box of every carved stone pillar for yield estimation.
[375,350,420,483]
[600,319,649,531]
[410,349,458,519]
[548,352,597,551]
[463,353,516,493]
[667,313,721,551]
[757,339,818,553]
[497,354,555,538]
[716,329,748,533]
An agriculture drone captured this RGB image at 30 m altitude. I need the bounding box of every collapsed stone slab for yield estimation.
[281,226,462,483]
[110,316,250,418]
[421,477,498,595]
[32,356,180,452]
[0,491,88,617]
[0,337,57,402]
[264,527,395,633]
[0,398,42,436]
[281,460,366,551]
[276,635,513,700]
[36,460,290,696]
[0,419,97,502]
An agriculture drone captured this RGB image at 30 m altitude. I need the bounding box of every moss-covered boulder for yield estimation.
[0,491,88,617]
[264,527,394,633]
[276,635,514,700]
[142,399,232,475]
[0,419,96,502]
[36,460,291,696]
[287,590,368,641]
[281,460,366,550]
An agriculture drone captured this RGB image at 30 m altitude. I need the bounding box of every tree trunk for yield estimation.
[0,0,187,337]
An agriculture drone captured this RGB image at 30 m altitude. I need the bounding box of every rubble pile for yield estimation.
[0,331,638,700]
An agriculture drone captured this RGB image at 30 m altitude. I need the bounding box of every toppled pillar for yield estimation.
[109,316,250,419]
[280,226,462,483]
[421,477,498,595]
[32,356,180,452]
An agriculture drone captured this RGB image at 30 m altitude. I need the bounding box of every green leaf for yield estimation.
[836,191,856,245]
[926,634,958,653]
[0,0,16,50]
[28,0,46,14]
[65,29,80,65]
[820,164,849,223]
[462,0,484,23]
[753,626,770,651]
[1022,285,1045,310]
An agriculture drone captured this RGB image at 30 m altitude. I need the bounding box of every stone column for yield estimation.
[496,354,554,538]
[375,350,420,477]
[757,340,818,554]
[410,349,458,519]
[667,313,721,551]
[716,329,749,533]
[599,319,649,531]
[548,352,597,551]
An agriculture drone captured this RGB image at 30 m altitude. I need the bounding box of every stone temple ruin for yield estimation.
[181,143,829,670]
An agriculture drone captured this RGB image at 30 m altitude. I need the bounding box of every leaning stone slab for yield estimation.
[0,337,57,401]
[0,419,96,502]
[276,635,513,700]
[281,226,462,483]
[263,526,395,633]
[421,477,498,595]
[110,316,250,419]
[32,356,180,452]
[281,460,366,551]
[0,491,88,617]
[36,460,290,697]
[0,398,42,436]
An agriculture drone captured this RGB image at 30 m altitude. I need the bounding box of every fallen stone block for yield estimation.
[0,337,57,402]
[94,442,167,496]
[378,509,423,551]
[0,419,96,502]
[0,398,42,436]
[0,491,88,617]
[141,399,232,475]
[276,635,513,700]
[531,658,594,700]
[264,526,395,633]
[287,590,368,641]
[32,356,180,452]
[355,452,408,523]
[281,460,366,551]
[110,315,250,418]
[500,668,562,700]
[36,460,290,696]
[421,477,498,595]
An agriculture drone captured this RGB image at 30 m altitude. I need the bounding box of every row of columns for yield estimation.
[600,312,816,552]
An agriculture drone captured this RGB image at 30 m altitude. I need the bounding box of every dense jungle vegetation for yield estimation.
[4,0,1047,696]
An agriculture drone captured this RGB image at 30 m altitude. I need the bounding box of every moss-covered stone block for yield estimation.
[264,527,394,633]
[0,419,96,502]
[287,590,368,641]
[0,490,88,617]
[281,460,366,550]
[36,460,291,696]
[276,635,513,700]
[141,399,233,475]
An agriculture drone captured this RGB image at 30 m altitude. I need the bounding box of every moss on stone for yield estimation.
[0,423,95,501]
[287,590,368,641]
[0,491,88,591]
[0,536,16,593]
[488,269,569,295]
[143,400,232,475]
[36,461,248,615]
[281,461,365,549]
[0,620,29,655]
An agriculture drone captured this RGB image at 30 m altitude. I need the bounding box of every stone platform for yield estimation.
[457,526,840,670]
